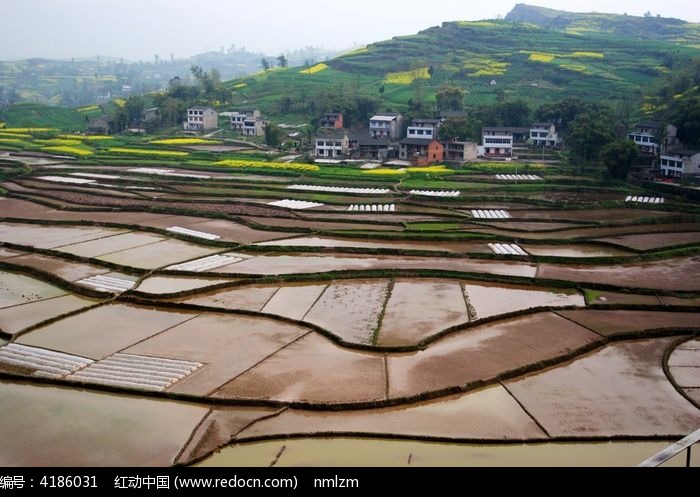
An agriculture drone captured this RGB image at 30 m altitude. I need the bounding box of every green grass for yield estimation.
[0,103,89,131]
[406,222,463,232]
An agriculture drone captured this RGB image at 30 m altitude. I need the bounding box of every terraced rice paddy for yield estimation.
[0,151,698,467]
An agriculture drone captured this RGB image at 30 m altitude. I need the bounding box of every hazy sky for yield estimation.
[3,0,699,61]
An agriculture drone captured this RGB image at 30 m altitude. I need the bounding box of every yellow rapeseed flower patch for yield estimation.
[233,83,248,89]
[1,127,57,133]
[0,138,25,145]
[464,59,509,76]
[571,51,604,58]
[42,146,94,156]
[299,63,329,75]
[364,168,406,176]
[385,67,430,85]
[528,53,555,63]
[114,99,127,108]
[408,166,452,174]
[77,105,101,113]
[0,132,31,139]
[150,138,220,145]
[34,139,83,146]
[213,159,319,172]
[58,134,114,141]
[107,147,189,157]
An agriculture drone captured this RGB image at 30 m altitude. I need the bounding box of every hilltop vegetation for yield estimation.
[505,4,700,45]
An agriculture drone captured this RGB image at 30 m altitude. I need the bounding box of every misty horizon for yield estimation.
[2,0,699,62]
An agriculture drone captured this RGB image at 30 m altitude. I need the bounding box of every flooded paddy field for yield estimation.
[0,156,698,467]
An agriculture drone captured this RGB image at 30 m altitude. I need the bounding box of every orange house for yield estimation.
[400,138,444,166]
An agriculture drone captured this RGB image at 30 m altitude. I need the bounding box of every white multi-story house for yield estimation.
[314,132,349,159]
[406,118,440,140]
[369,113,402,139]
[230,109,267,136]
[628,121,678,155]
[530,122,560,147]
[482,127,514,157]
[659,148,700,178]
[184,106,218,131]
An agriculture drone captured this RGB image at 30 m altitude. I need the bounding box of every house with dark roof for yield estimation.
[399,138,444,166]
[319,112,343,130]
[659,147,700,178]
[628,121,678,156]
[314,131,350,159]
[529,122,560,147]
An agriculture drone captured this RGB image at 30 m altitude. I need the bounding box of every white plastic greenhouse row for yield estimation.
[347,204,396,212]
[471,209,511,219]
[488,243,528,256]
[625,196,664,204]
[495,174,543,181]
[76,274,136,293]
[37,175,95,184]
[167,254,243,272]
[409,190,460,197]
[68,353,202,391]
[127,168,212,179]
[0,343,93,379]
[267,199,325,210]
[166,226,221,240]
[288,184,391,194]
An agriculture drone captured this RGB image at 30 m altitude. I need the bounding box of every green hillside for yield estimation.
[505,4,700,45]
[0,102,88,130]
[225,19,700,123]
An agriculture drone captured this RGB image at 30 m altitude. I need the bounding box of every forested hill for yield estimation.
[505,4,700,44]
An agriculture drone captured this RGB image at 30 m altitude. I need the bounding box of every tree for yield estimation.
[496,100,531,127]
[436,86,465,112]
[602,139,639,179]
[264,124,283,147]
[669,96,700,148]
[261,58,271,72]
[277,54,288,68]
[125,95,145,125]
[567,110,616,163]
[536,97,588,133]
[438,117,471,141]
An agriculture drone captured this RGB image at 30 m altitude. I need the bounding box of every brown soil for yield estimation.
[125,313,309,396]
[556,310,700,336]
[537,256,700,291]
[387,312,600,399]
[238,385,545,441]
[594,232,700,251]
[17,304,195,360]
[506,338,700,436]
[214,333,386,404]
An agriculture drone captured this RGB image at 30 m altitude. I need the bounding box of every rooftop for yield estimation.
[370,115,399,122]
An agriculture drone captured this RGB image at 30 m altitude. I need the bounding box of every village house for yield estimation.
[529,122,560,147]
[369,113,402,139]
[406,118,440,140]
[349,134,395,161]
[443,140,478,162]
[319,112,344,130]
[399,138,444,166]
[481,127,529,157]
[141,107,159,123]
[314,131,350,159]
[86,115,114,135]
[184,106,218,131]
[659,147,700,178]
[628,121,678,155]
[230,109,267,136]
